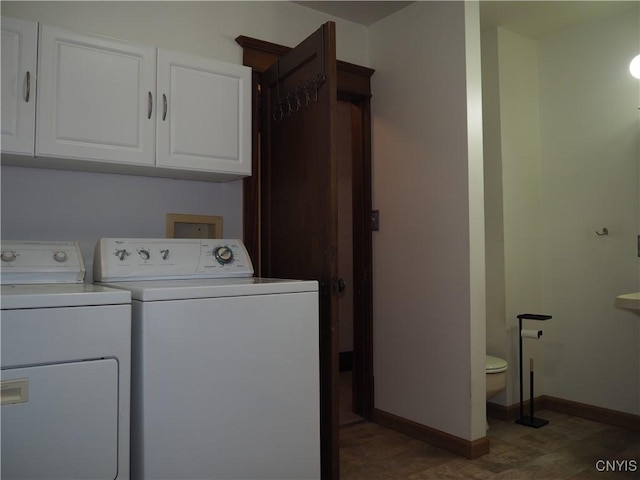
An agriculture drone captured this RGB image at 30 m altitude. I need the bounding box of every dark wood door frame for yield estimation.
[236,33,374,478]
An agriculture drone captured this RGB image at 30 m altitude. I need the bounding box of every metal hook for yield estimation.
[303,87,311,107]
[284,99,292,118]
[596,227,609,236]
[272,60,284,122]
[271,72,326,121]
[293,87,302,112]
[273,104,284,122]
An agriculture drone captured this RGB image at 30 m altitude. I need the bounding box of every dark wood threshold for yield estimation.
[487,395,640,431]
[372,409,490,459]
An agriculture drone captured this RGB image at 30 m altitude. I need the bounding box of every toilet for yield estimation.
[485,355,508,429]
[486,355,508,399]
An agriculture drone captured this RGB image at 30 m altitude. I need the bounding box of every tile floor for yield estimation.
[340,410,640,479]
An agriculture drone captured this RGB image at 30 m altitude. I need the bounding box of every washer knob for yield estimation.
[138,249,150,260]
[1,251,16,262]
[213,246,234,265]
[115,249,130,261]
[53,251,68,263]
[160,249,170,260]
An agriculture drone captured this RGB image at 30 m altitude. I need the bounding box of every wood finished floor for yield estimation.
[340,410,640,479]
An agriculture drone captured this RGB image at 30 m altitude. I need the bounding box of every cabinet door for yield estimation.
[36,25,156,166]
[156,49,251,176]
[1,17,37,155]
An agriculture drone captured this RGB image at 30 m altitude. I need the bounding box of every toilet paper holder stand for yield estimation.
[516,313,552,428]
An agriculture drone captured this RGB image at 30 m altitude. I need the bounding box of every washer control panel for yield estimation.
[94,238,254,281]
[0,240,86,284]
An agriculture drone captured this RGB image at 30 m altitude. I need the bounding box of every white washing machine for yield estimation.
[93,238,320,480]
[1,240,131,480]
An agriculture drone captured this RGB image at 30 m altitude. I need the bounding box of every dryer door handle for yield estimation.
[1,379,28,405]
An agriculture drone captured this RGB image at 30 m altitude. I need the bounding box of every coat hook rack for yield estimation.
[516,313,552,428]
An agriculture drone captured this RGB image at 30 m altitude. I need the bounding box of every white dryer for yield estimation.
[1,240,131,479]
[94,238,320,480]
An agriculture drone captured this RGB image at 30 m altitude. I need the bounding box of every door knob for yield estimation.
[337,278,346,293]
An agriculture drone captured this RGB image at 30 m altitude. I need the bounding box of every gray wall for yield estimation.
[1,166,243,280]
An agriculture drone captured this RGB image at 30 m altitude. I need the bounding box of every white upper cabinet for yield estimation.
[1,17,37,155]
[36,25,156,166]
[156,49,251,176]
[1,19,251,181]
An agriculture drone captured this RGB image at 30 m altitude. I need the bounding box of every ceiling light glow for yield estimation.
[630,54,640,79]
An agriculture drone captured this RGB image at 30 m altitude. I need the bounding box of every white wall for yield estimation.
[481,27,508,397]
[482,27,544,406]
[483,6,640,416]
[538,7,640,415]
[370,1,486,441]
[0,1,369,276]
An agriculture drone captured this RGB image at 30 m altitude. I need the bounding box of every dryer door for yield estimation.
[1,358,119,479]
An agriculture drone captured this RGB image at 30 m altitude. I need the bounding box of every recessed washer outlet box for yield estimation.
[166,213,223,239]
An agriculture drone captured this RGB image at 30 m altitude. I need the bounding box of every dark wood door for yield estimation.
[259,23,340,479]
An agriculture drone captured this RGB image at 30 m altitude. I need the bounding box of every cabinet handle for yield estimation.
[162,94,167,121]
[24,71,31,103]
[147,91,153,119]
